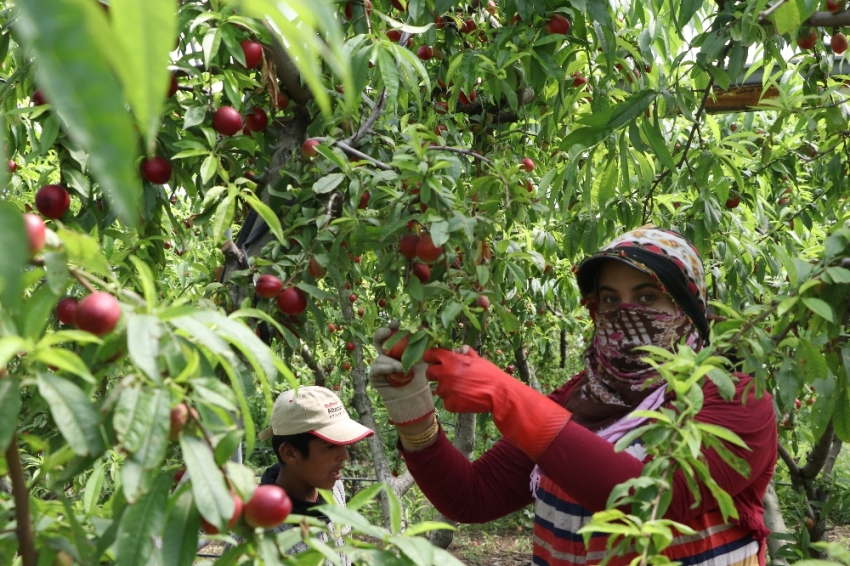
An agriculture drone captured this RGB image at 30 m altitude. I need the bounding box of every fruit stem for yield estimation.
[6,433,38,566]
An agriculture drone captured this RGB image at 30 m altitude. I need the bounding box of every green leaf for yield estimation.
[128,256,158,311]
[180,435,233,532]
[802,297,834,322]
[313,173,346,195]
[57,228,111,276]
[0,336,28,369]
[607,90,656,130]
[211,193,236,244]
[83,462,106,515]
[38,372,105,457]
[0,378,22,453]
[241,192,285,243]
[696,422,749,449]
[642,121,676,170]
[0,204,27,312]
[115,472,170,566]
[31,347,96,384]
[16,0,142,227]
[109,0,178,150]
[114,385,170,469]
[773,0,802,35]
[161,487,200,566]
[127,314,164,383]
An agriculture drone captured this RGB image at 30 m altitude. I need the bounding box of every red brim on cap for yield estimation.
[310,419,374,445]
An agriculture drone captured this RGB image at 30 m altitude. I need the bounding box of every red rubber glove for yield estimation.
[423,347,571,460]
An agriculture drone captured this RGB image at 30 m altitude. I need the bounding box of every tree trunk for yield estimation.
[763,480,789,566]
[430,412,476,549]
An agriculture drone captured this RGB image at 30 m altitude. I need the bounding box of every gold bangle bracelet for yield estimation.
[398,417,439,447]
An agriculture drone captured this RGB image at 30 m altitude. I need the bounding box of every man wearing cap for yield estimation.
[255,386,374,562]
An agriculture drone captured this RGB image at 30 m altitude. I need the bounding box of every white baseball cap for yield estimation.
[258,386,374,444]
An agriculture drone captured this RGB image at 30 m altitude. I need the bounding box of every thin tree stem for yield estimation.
[6,434,37,566]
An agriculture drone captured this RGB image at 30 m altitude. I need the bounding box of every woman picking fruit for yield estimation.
[369,226,777,565]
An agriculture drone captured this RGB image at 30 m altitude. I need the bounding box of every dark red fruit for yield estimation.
[358,190,371,209]
[415,234,443,263]
[477,295,490,309]
[56,298,78,325]
[832,32,848,54]
[245,107,268,131]
[7,160,17,173]
[32,89,47,106]
[520,158,535,172]
[725,194,741,209]
[308,257,327,278]
[35,185,71,219]
[201,493,244,534]
[400,234,420,259]
[546,14,571,35]
[412,262,431,282]
[276,287,308,316]
[168,74,179,97]
[244,485,292,528]
[277,92,289,110]
[212,106,243,136]
[386,29,402,42]
[416,45,433,60]
[141,156,172,184]
[378,298,387,308]
[346,342,355,351]
[256,274,283,299]
[797,28,818,50]
[74,292,121,336]
[240,39,263,69]
[382,329,409,360]
[458,90,476,105]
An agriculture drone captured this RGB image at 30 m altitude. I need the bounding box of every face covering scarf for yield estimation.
[564,303,702,431]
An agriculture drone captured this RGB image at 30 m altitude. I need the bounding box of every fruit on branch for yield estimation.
[477,295,490,309]
[520,158,535,172]
[256,274,283,299]
[308,257,327,278]
[24,213,46,255]
[391,0,405,10]
[458,90,477,105]
[435,101,448,114]
[343,362,351,370]
[412,262,431,282]
[140,156,173,184]
[386,29,402,42]
[464,18,477,33]
[349,293,357,303]
[399,234,420,259]
[328,323,337,333]
[725,194,740,209]
[415,234,443,263]
[240,39,263,69]
[832,32,848,54]
[245,107,268,131]
[571,74,587,87]
[346,342,355,351]
[302,138,321,158]
[212,106,243,136]
[245,485,293,528]
[797,28,818,50]
[486,0,497,15]
[74,292,121,335]
[416,45,433,60]
[32,89,47,106]
[168,74,179,97]
[7,159,17,173]
[277,287,307,315]
[357,307,365,317]
[546,14,571,35]
[358,190,371,209]
[201,492,244,534]
[35,184,71,219]
[435,15,445,28]
[378,298,387,308]
[277,92,289,110]
[56,297,78,325]
[505,364,515,375]
[730,123,737,132]
[827,0,845,13]
[169,403,190,440]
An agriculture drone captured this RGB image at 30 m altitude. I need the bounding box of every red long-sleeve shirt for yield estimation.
[400,373,776,559]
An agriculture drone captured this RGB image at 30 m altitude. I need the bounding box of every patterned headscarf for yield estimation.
[566,226,709,431]
[574,226,709,342]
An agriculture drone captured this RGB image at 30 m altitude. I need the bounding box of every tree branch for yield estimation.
[299,344,327,388]
[800,422,835,480]
[6,434,37,566]
[263,22,312,104]
[777,441,800,479]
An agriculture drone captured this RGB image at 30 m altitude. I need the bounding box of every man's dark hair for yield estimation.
[272,432,315,464]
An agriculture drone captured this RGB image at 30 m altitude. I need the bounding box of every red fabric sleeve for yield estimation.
[536,376,777,526]
[399,428,536,523]
[397,377,582,523]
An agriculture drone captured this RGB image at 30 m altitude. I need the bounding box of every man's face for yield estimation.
[289,438,351,491]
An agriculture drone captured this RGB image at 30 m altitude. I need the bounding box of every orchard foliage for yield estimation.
[2,0,850,563]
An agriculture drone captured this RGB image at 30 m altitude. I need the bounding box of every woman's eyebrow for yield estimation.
[631,282,660,291]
